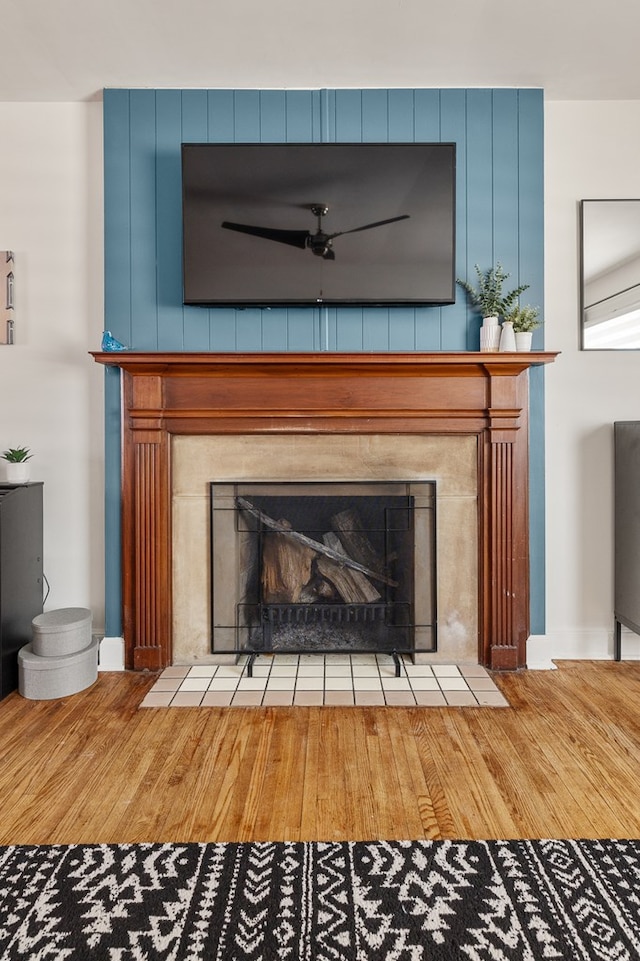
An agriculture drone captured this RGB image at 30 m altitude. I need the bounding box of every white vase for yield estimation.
[479,316,501,351]
[5,462,30,483]
[499,321,516,352]
[515,331,533,352]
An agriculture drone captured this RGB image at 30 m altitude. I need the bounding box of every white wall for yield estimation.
[2,98,639,660]
[0,103,105,631]
[536,101,640,664]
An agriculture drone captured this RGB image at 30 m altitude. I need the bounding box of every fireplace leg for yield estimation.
[246,652,258,678]
[392,651,402,677]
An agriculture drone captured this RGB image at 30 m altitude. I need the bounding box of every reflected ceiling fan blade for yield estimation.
[221,221,310,249]
[328,214,410,239]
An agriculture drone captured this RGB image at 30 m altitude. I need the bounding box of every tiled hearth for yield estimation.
[140,655,509,708]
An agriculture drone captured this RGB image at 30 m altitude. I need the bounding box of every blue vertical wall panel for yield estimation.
[437,90,468,350]
[156,90,185,352]
[103,90,132,348]
[492,90,521,283]
[129,91,159,350]
[103,85,546,634]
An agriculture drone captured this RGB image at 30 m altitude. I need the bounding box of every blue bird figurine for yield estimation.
[101,330,128,351]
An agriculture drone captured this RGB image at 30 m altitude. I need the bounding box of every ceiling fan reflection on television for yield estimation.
[221,204,410,261]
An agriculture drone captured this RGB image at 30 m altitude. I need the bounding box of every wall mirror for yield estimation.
[580,199,640,349]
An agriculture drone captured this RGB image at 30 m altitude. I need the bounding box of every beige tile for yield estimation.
[414,691,447,706]
[201,691,234,706]
[323,676,353,691]
[294,691,324,706]
[380,677,411,690]
[150,678,183,692]
[384,692,417,706]
[296,677,325,691]
[351,665,380,677]
[140,691,175,707]
[354,691,386,706]
[269,665,298,676]
[188,666,218,678]
[432,665,461,677]
[465,676,500,692]
[231,692,264,707]
[353,677,382,691]
[179,678,212,692]
[437,677,470,691]
[475,691,510,707]
[326,655,352,665]
[297,664,325,677]
[215,666,244,678]
[262,691,295,706]
[324,665,353,677]
[443,691,479,706]
[403,665,435,677]
[324,691,355,706]
[208,678,240,691]
[236,677,268,691]
[267,677,296,691]
[459,664,489,678]
[408,677,440,691]
[170,692,206,707]
[248,666,271,677]
[160,667,190,679]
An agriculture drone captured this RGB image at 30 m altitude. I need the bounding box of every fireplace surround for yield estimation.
[92,351,556,672]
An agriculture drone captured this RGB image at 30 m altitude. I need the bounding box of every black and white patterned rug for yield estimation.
[1,839,639,959]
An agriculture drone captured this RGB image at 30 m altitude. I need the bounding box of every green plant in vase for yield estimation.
[2,446,33,483]
[457,263,530,320]
[505,304,541,351]
[506,304,541,332]
[2,446,32,463]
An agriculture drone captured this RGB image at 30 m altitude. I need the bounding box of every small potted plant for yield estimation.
[457,263,530,352]
[505,304,541,351]
[2,446,33,484]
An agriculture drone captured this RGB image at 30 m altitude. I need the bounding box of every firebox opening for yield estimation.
[210,481,436,663]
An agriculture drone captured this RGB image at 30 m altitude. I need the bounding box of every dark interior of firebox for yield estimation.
[235,491,416,655]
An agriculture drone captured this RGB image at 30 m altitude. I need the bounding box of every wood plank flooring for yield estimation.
[1,660,640,843]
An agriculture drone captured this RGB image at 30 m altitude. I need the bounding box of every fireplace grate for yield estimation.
[263,603,391,627]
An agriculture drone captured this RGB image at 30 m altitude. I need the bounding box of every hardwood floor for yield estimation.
[1,660,640,844]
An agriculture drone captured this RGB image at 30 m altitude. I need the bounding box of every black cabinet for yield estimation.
[614,423,640,660]
[0,483,43,699]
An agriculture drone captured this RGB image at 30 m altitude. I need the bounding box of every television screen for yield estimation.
[181,142,456,307]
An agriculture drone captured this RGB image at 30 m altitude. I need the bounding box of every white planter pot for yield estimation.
[515,331,533,352]
[499,321,516,352]
[479,316,501,351]
[4,462,30,483]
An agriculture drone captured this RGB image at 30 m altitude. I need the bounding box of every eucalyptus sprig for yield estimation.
[457,263,530,319]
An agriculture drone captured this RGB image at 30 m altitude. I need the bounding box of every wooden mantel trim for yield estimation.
[92,350,557,672]
[92,350,555,374]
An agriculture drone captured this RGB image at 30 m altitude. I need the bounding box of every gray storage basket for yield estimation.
[18,638,99,700]
[31,607,92,657]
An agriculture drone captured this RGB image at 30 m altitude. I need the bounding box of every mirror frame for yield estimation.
[580,198,640,350]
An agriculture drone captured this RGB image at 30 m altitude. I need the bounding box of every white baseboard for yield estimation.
[98,636,125,671]
[527,627,640,669]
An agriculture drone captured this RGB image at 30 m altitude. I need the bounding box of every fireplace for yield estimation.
[91,351,557,672]
[210,480,436,669]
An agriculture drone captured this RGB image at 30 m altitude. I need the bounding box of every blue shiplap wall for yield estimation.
[103,87,545,638]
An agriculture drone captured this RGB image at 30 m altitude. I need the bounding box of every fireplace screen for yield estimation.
[210,481,436,664]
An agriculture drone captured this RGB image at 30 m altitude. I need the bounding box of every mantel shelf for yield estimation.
[92,350,558,376]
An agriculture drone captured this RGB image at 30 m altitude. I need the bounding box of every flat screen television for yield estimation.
[181,142,456,307]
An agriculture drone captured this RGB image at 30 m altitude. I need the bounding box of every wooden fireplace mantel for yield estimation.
[92,350,557,672]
